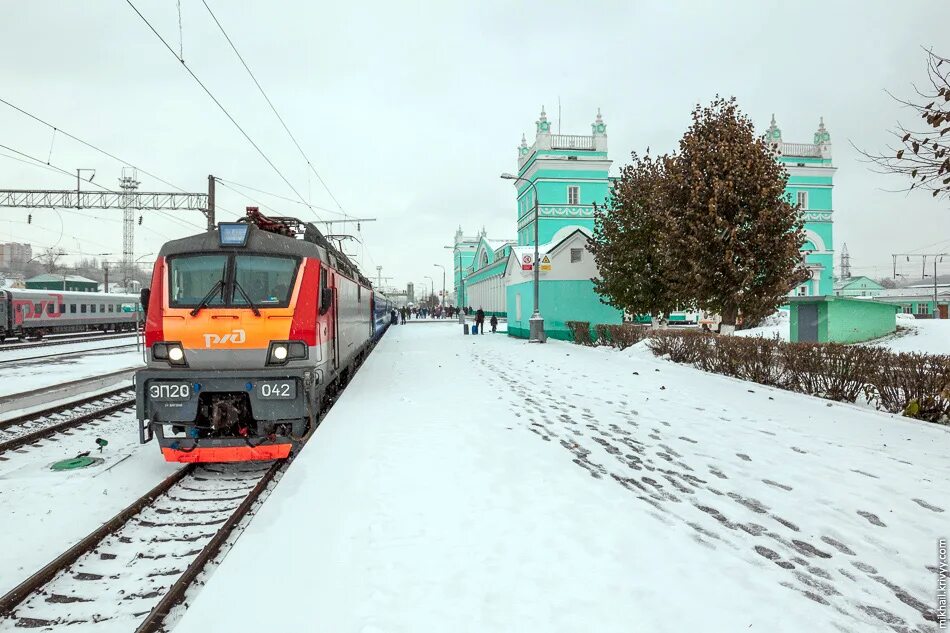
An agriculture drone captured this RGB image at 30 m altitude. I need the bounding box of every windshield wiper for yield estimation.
[190,280,224,317]
[233,280,261,316]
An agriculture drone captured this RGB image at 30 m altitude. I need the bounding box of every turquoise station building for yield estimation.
[452,109,837,339]
[766,115,836,297]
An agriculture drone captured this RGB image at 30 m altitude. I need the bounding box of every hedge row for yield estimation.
[565,321,651,350]
[565,324,950,423]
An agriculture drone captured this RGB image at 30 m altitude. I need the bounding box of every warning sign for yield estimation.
[521,254,533,271]
[540,255,552,271]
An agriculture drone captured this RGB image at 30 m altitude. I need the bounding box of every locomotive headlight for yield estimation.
[267,341,307,365]
[153,342,187,366]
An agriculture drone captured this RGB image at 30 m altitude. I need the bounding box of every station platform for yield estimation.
[174,321,949,633]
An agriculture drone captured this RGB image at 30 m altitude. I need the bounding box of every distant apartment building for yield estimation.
[0,242,32,269]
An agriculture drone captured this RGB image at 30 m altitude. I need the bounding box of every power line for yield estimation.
[216,178,347,217]
[125,0,314,216]
[0,141,205,237]
[0,97,220,231]
[201,0,349,220]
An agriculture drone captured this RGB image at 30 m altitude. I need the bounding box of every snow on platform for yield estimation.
[175,323,949,633]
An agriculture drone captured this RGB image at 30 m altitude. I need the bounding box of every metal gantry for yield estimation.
[0,174,217,288]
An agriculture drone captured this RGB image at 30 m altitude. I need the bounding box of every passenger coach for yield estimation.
[136,209,386,463]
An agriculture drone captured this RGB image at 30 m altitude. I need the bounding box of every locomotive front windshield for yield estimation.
[169,254,298,308]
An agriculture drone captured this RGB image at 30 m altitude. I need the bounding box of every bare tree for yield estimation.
[39,247,66,274]
[863,48,950,200]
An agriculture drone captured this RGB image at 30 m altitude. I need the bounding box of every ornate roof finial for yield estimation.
[765,113,782,143]
[592,107,606,135]
[518,132,530,157]
[536,106,550,135]
[814,116,831,145]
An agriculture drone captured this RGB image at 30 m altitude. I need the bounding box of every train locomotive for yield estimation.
[135,208,390,463]
[0,288,141,341]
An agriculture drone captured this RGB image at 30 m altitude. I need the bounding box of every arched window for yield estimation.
[480,250,489,267]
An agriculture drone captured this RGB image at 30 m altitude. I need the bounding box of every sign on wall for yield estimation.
[540,255,552,271]
[521,254,533,271]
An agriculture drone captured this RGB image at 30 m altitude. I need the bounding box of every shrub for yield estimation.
[703,335,786,386]
[646,330,713,364]
[867,352,950,422]
[565,321,593,346]
[594,324,650,350]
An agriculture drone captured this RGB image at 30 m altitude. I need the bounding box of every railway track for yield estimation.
[0,387,135,455]
[0,332,138,353]
[0,460,284,631]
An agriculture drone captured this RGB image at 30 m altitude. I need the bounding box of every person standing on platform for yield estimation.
[475,308,485,335]
[490,315,498,333]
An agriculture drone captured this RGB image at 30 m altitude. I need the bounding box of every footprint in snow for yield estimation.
[911,498,944,513]
[735,453,752,462]
[856,510,886,527]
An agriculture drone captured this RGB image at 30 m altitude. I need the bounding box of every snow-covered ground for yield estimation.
[0,347,143,398]
[738,310,950,355]
[174,323,948,633]
[0,410,180,596]
[0,335,138,363]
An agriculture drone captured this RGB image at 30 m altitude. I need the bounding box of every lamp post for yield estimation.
[443,245,466,323]
[501,172,544,342]
[434,264,446,309]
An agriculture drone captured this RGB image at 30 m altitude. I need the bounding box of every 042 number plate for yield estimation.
[257,380,296,400]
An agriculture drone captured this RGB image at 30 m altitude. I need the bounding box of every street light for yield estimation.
[443,244,466,323]
[501,172,545,342]
[433,264,446,309]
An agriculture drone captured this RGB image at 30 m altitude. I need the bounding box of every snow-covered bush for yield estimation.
[646,330,713,363]
[866,352,950,422]
[594,324,650,350]
[565,321,594,346]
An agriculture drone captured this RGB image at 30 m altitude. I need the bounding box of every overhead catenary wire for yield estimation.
[201,0,350,221]
[0,97,229,230]
[125,0,315,218]
[0,141,205,238]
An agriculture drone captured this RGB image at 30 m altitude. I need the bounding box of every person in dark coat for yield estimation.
[475,308,485,335]
[390,308,397,325]
[490,315,498,333]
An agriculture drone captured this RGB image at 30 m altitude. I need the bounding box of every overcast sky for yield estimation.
[1,0,949,290]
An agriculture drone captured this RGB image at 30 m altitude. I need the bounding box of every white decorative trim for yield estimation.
[783,165,837,178]
[517,157,612,184]
[801,211,833,222]
[802,228,827,252]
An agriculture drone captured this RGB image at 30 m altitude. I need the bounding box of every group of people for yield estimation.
[386,305,498,333]
[389,305,461,325]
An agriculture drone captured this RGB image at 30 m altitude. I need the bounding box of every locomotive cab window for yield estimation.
[168,254,228,308]
[168,253,298,309]
[232,255,297,307]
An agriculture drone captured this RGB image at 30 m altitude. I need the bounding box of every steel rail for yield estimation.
[0,394,135,454]
[0,464,196,616]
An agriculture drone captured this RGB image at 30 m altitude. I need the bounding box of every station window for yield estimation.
[797,191,808,209]
[798,286,808,296]
[568,186,579,205]
[570,248,582,263]
[917,303,930,315]
[70,304,77,314]
[903,306,912,314]
[81,305,87,314]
